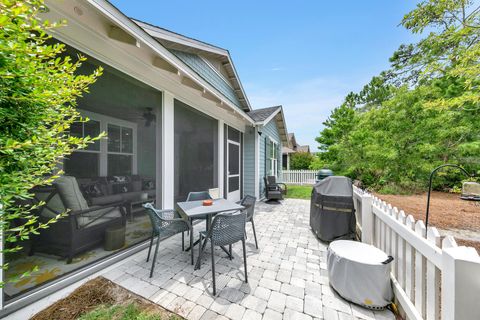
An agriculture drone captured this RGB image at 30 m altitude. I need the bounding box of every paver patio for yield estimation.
[102,199,395,320]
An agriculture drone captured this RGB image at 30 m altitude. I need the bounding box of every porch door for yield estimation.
[227,139,241,201]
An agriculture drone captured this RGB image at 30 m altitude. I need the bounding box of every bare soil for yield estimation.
[31,277,181,320]
[374,191,480,253]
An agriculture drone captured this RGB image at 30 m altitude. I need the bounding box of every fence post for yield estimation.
[441,244,480,320]
[360,193,373,244]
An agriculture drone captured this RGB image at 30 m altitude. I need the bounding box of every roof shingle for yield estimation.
[247,106,281,122]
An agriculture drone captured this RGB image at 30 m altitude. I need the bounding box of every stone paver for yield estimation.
[103,199,390,320]
[224,303,246,320]
[268,291,287,313]
[285,295,304,312]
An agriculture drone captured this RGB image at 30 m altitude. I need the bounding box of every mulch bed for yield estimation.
[374,191,480,253]
[31,277,181,320]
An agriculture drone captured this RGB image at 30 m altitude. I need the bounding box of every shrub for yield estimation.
[0,0,102,285]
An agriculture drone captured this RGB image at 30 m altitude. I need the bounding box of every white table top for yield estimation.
[176,198,244,218]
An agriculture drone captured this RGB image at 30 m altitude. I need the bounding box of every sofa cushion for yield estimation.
[132,180,142,192]
[54,176,89,211]
[82,182,105,198]
[143,179,155,190]
[90,194,124,206]
[77,206,123,228]
[112,183,132,194]
[37,192,65,218]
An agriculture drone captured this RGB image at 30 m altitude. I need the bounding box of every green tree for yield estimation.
[315,0,480,193]
[289,152,315,170]
[0,0,102,284]
[315,94,358,174]
[391,0,480,110]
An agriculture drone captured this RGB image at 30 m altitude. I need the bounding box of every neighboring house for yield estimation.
[245,106,289,199]
[0,0,289,316]
[282,133,311,169]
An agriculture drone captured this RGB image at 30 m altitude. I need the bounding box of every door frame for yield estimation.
[226,138,241,201]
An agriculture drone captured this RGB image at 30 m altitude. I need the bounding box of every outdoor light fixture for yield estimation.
[257,127,263,136]
[425,163,477,230]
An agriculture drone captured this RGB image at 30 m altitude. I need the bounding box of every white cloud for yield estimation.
[245,77,361,151]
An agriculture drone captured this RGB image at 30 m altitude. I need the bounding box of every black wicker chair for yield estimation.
[238,195,258,249]
[264,176,287,200]
[143,203,192,277]
[195,210,248,295]
[30,177,126,264]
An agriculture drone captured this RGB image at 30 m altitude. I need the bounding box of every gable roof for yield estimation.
[247,106,282,123]
[297,145,311,153]
[132,19,251,111]
[283,132,311,153]
[248,106,289,146]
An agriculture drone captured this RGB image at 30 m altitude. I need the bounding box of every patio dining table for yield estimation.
[176,198,244,265]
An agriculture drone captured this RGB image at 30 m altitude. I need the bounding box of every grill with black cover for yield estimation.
[310,176,356,242]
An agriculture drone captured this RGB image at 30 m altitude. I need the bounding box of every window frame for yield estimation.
[268,138,278,177]
[69,110,137,176]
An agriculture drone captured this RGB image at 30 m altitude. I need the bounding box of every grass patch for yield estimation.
[79,303,180,320]
[285,185,313,200]
[32,277,182,320]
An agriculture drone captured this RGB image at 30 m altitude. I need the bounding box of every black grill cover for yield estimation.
[310,176,356,242]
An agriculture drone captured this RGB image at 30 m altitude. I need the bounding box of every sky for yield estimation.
[111,0,421,150]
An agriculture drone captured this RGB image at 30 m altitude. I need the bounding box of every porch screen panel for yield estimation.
[5,45,162,304]
[174,100,218,202]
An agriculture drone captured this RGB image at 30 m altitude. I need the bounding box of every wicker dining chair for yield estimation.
[195,210,248,295]
[239,195,258,249]
[143,203,192,277]
[185,191,211,246]
[186,191,212,202]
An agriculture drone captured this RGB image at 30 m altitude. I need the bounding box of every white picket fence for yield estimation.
[282,170,317,185]
[352,186,480,320]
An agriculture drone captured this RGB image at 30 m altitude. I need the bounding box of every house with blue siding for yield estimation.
[245,106,289,199]
[0,1,290,315]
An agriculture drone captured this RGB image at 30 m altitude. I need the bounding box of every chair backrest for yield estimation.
[143,202,162,234]
[210,210,246,246]
[266,176,278,186]
[186,191,212,202]
[143,202,177,234]
[55,176,90,211]
[208,188,220,199]
[240,195,257,220]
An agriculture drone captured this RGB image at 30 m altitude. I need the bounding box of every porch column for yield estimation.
[162,91,175,209]
[287,154,290,170]
[254,127,260,198]
[218,120,225,198]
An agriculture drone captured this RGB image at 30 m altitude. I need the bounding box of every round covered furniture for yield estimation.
[310,176,356,242]
[327,240,393,309]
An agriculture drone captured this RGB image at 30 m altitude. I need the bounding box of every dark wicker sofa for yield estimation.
[30,176,126,263]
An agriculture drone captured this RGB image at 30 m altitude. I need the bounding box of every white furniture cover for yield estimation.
[327,240,393,309]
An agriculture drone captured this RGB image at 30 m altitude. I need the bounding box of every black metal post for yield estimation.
[425,164,472,230]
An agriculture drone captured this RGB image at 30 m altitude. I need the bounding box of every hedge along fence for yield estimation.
[282,170,317,185]
[353,186,480,320]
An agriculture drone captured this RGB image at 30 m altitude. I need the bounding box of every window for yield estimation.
[267,139,278,177]
[107,124,134,176]
[64,120,101,177]
[65,111,137,177]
